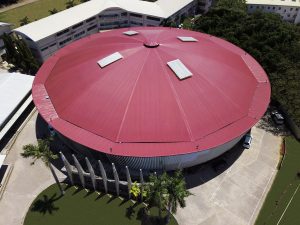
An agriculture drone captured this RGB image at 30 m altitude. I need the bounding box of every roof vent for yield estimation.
[177,36,198,42]
[97,52,123,68]
[123,30,139,36]
[167,59,192,80]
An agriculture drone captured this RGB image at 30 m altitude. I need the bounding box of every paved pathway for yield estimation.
[0,110,64,225]
[0,108,282,225]
[0,0,39,13]
[175,126,281,225]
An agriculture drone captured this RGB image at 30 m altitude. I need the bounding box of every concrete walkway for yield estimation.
[0,110,64,225]
[175,126,281,225]
[0,0,39,13]
[0,107,281,225]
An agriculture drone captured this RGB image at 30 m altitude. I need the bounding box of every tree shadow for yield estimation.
[125,205,136,220]
[125,201,141,219]
[137,207,166,225]
[30,194,60,215]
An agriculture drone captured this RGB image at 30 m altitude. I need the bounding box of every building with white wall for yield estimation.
[247,0,300,23]
[13,0,196,62]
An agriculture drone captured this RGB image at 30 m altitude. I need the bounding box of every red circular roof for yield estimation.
[33,27,270,157]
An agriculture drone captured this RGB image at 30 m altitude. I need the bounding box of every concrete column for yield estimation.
[59,152,74,185]
[112,163,119,196]
[98,160,107,193]
[72,154,85,189]
[125,166,132,199]
[49,163,65,195]
[85,157,96,191]
[140,169,144,202]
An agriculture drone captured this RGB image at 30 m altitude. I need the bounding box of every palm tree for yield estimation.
[165,170,191,224]
[21,138,64,195]
[144,172,168,221]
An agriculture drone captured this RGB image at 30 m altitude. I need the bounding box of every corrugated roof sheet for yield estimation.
[32,27,270,157]
[0,73,34,128]
[13,0,193,42]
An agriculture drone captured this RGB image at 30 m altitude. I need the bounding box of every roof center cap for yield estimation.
[144,41,159,48]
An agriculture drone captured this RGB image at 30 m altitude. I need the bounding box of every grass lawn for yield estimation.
[24,184,178,225]
[255,136,300,225]
[0,0,82,28]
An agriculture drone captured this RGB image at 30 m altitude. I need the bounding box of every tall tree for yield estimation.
[66,0,76,9]
[19,16,30,26]
[21,138,65,196]
[144,172,168,221]
[2,33,39,74]
[144,171,191,224]
[1,33,17,65]
[193,6,300,127]
[165,170,191,223]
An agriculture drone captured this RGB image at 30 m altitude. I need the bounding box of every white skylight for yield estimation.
[123,30,139,36]
[167,59,192,80]
[97,52,123,68]
[177,36,198,42]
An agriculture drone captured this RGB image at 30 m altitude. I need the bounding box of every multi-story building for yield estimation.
[13,0,196,62]
[247,0,300,23]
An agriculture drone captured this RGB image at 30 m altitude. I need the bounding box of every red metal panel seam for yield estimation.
[154,49,194,141]
[115,48,151,142]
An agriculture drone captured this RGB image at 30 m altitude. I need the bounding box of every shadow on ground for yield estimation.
[35,113,246,191]
[30,193,62,215]
[183,142,245,189]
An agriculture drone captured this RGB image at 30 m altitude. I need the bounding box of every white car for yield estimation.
[243,134,252,149]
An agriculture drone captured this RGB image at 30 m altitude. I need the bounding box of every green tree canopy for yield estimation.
[216,0,247,11]
[22,138,57,167]
[144,171,190,224]
[2,33,40,74]
[21,138,64,195]
[193,7,300,126]
[48,8,58,15]
[66,0,76,9]
[19,16,30,26]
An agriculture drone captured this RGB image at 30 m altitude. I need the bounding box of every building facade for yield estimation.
[14,0,196,62]
[247,0,300,23]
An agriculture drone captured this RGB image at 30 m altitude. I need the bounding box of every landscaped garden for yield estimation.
[24,184,178,225]
[255,136,300,225]
[0,0,82,28]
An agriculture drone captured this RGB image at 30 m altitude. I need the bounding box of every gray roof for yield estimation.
[0,73,34,128]
[14,0,193,42]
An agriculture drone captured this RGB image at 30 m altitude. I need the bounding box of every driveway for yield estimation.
[0,110,64,225]
[175,126,281,225]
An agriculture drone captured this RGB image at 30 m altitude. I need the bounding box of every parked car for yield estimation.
[271,110,284,125]
[243,134,252,149]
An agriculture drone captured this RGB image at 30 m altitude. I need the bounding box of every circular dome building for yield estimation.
[32,27,270,171]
